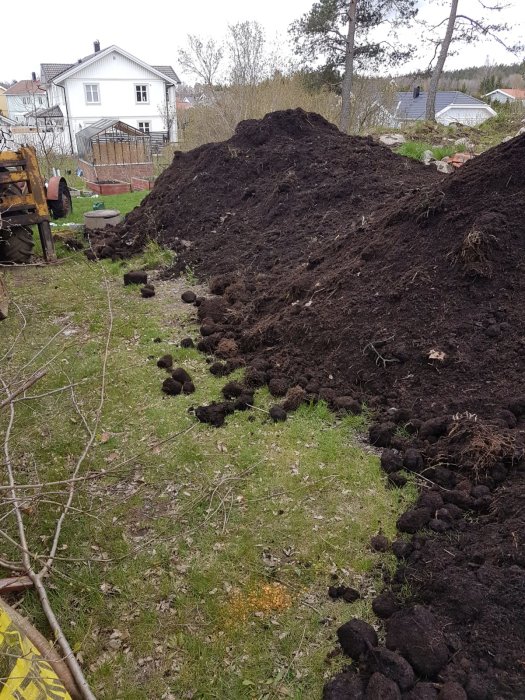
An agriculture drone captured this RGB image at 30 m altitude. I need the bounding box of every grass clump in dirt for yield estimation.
[396,141,464,162]
[0,258,415,699]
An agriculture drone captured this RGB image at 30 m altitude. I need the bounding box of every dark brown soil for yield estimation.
[92,109,525,697]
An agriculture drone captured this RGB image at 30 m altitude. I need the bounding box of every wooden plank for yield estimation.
[0,274,8,321]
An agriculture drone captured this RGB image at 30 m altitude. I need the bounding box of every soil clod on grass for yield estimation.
[181,290,197,303]
[123,270,147,285]
[172,367,192,384]
[157,354,173,369]
[162,378,182,395]
[140,284,155,298]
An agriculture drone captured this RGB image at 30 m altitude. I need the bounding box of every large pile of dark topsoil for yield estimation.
[92,108,439,274]
[91,110,525,698]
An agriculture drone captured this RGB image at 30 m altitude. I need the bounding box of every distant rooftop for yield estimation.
[395,90,489,120]
[5,80,46,95]
[41,46,180,84]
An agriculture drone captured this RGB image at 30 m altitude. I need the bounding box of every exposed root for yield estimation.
[449,227,498,278]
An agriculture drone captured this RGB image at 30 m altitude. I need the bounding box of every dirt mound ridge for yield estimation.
[92,108,438,274]
[209,132,525,422]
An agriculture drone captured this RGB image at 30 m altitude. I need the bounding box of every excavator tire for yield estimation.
[0,227,34,264]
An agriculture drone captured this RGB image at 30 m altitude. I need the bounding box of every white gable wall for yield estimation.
[51,50,177,151]
[436,105,495,126]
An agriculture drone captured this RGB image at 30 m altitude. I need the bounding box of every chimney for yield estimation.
[413,85,420,99]
[31,71,37,82]
[94,40,101,53]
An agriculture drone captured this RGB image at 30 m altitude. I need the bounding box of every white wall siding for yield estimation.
[437,106,493,126]
[47,48,178,152]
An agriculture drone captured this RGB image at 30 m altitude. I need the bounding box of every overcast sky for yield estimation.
[2,0,524,82]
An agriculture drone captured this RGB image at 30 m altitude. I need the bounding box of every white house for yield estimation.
[5,79,48,123]
[40,42,181,153]
[393,88,496,126]
[483,88,525,104]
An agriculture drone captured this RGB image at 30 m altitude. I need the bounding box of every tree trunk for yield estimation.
[340,0,358,133]
[426,0,459,121]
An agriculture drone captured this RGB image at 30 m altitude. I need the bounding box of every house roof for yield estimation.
[41,46,180,85]
[5,80,46,96]
[396,91,490,120]
[484,88,525,99]
[29,105,64,119]
[40,64,75,83]
[0,114,16,126]
[152,66,179,82]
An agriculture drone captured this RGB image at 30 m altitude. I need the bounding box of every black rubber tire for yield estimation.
[0,227,34,264]
[48,180,72,219]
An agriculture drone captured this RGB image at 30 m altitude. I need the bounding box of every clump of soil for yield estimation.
[140,284,155,298]
[157,354,173,369]
[172,367,192,384]
[123,270,147,285]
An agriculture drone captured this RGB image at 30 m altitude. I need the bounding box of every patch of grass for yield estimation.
[0,260,416,699]
[59,191,148,225]
[396,141,464,162]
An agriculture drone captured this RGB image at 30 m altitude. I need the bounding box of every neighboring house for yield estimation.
[393,88,496,126]
[40,42,181,153]
[0,86,8,118]
[483,88,525,104]
[5,79,48,123]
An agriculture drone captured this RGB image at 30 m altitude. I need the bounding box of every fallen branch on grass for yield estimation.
[0,370,47,410]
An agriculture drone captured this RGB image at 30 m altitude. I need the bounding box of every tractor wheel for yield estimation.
[48,179,72,219]
[0,227,34,264]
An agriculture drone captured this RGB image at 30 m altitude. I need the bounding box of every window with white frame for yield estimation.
[138,121,150,134]
[84,84,100,104]
[135,84,149,103]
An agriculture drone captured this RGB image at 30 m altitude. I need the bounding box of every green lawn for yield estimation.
[61,191,148,225]
[0,255,415,698]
